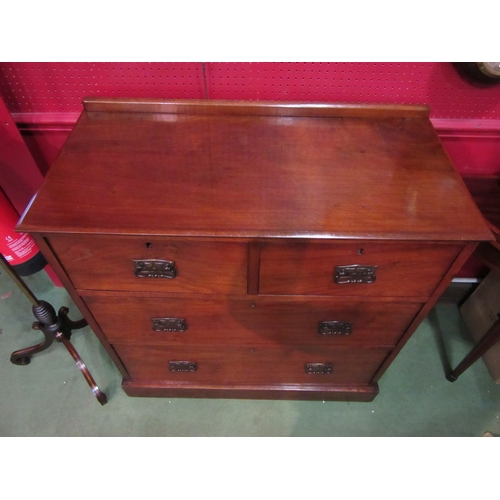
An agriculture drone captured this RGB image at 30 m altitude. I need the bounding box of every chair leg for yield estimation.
[447,315,500,381]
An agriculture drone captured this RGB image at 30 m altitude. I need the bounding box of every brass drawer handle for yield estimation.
[318,321,352,336]
[334,264,378,284]
[133,259,176,278]
[151,318,187,332]
[305,363,333,375]
[169,361,197,372]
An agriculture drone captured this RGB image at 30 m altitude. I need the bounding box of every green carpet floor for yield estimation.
[1,268,500,437]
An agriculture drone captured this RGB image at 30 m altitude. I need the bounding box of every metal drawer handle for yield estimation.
[334,264,378,284]
[133,259,176,278]
[318,321,353,336]
[305,363,333,375]
[151,318,187,332]
[169,361,198,372]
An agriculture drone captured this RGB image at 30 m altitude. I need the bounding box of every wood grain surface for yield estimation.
[47,234,248,294]
[19,100,491,242]
[114,343,391,386]
[83,294,422,347]
[259,241,462,297]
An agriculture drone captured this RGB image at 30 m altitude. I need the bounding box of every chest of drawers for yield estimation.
[19,98,492,401]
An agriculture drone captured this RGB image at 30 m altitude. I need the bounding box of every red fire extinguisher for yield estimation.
[0,188,47,276]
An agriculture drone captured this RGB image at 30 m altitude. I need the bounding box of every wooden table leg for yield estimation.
[447,314,500,381]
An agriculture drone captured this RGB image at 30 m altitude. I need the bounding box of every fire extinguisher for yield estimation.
[0,188,47,276]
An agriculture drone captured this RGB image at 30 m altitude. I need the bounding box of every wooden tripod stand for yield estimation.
[0,253,107,405]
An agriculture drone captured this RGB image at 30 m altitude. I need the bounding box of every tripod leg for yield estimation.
[10,322,54,365]
[54,331,108,405]
[58,306,88,331]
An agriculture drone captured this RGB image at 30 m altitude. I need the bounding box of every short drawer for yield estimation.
[114,344,390,386]
[84,295,422,347]
[259,241,462,297]
[48,234,248,294]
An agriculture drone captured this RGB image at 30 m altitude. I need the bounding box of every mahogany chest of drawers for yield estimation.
[19,98,492,401]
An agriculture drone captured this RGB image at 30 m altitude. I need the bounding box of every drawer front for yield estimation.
[114,344,390,385]
[48,234,248,294]
[85,295,422,347]
[259,241,462,297]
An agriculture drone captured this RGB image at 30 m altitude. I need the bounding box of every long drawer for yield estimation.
[84,295,422,347]
[259,241,462,297]
[114,344,391,386]
[48,234,248,294]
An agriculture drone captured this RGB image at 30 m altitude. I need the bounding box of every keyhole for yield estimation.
[146,242,152,249]
[358,248,364,255]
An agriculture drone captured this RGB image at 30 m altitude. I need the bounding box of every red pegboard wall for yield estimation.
[206,62,500,119]
[1,62,500,119]
[0,62,206,112]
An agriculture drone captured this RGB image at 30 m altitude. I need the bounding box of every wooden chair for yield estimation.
[447,177,500,381]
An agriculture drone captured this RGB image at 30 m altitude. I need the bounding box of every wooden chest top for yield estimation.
[19,98,491,242]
